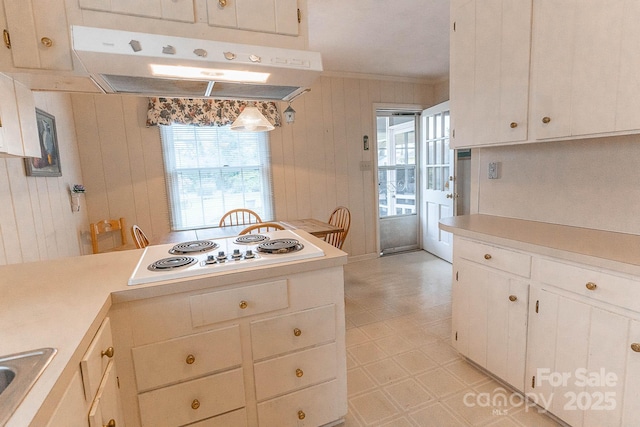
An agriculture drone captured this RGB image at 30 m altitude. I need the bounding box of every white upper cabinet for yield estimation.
[450,0,531,148]
[206,0,299,36]
[530,0,624,139]
[0,73,40,158]
[78,0,195,23]
[2,0,73,71]
[452,0,640,147]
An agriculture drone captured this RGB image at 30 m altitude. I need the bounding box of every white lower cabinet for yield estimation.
[452,235,640,426]
[112,268,347,427]
[46,317,123,427]
[452,238,529,391]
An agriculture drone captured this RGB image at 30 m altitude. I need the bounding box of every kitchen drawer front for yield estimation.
[254,342,338,401]
[132,325,242,392]
[257,379,344,427]
[456,238,531,277]
[138,368,245,427]
[189,408,248,426]
[80,316,114,401]
[251,304,336,360]
[190,279,288,327]
[88,360,124,427]
[533,257,640,312]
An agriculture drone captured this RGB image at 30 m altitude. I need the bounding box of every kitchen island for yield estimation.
[0,230,348,427]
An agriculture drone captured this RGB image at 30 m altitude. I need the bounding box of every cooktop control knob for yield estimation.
[232,249,242,260]
[245,249,255,259]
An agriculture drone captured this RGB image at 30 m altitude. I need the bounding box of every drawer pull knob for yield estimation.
[484,254,492,260]
[298,410,306,420]
[293,328,302,337]
[296,368,304,377]
[218,0,227,7]
[585,282,597,291]
[186,354,195,364]
[631,343,640,353]
[510,122,518,128]
[101,346,114,358]
[104,420,116,427]
[509,295,517,302]
[239,300,248,309]
[191,399,200,410]
[41,37,53,47]
[542,116,551,124]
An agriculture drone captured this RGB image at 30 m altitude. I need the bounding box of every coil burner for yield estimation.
[234,234,270,245]
[256,238,303,254]
[148,256,198,271]
[169,240,218,254]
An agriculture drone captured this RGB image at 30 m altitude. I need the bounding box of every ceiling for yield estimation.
[307,0,450,83]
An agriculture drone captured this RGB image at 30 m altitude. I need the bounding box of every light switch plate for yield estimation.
[488,162,499,179]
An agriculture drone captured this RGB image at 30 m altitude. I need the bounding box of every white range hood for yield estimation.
[71,26,323,101]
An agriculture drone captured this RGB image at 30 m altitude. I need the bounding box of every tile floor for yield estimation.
[340,250,564,427]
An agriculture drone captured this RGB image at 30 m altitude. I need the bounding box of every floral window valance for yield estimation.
[146,97,281,127]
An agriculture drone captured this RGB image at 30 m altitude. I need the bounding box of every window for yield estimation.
[160,124,273,230]
[377,116,417,217]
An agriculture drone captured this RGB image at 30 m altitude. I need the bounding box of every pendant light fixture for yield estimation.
[230,102,275,132]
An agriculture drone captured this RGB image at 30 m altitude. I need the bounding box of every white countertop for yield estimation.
[0,232,347,426]
[440,214,640,276]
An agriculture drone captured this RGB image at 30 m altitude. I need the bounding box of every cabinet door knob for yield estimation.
[542,116,551,124]
[186,354,195,364]
[104,420,116,427]
[510,122,518,128]
[218,0,227,7]
[298,410,306,420]
[191,399,200,410]
[585,282,597,291]
[101,346,114,358]
[295,368,304,377]
[239,300,248,309]
[509,295,518,302]
[293,328,302,337]
[631,343,640,353]
[484,254,492,260]
[40,37,53,48]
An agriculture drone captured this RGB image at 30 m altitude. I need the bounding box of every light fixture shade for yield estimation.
[283,105,296,123]
[230,105,275,132]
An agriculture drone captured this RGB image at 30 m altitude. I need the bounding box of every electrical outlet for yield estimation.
[488,162,499,179]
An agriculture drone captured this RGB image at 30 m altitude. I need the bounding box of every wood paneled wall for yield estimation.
[71,76,438,259]
[0,92,88,265]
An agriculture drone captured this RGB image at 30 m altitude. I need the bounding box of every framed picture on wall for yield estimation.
[24,108,62,177]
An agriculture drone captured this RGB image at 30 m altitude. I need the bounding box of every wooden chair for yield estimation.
[131,225,150,249]
[324,206,351,250]
[239,222,285,235]
[90,217,128,254]
[219,208,262,227]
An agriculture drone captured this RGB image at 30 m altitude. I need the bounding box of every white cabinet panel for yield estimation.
[88,360,125,427]
[2,0,73,70]
[80,317,114,402]
[207,0,299,35]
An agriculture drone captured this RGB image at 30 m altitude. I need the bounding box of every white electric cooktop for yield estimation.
[128,229,325,286]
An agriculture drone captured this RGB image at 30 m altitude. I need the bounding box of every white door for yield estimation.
[420,101,454,262]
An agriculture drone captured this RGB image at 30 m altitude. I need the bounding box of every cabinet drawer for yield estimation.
[251,304,336,360]
[533,257,640,312]
[254,342,337,401]
[257,379,344,427]
[132,325,242,391]
[138,368,245,427]
[80,317,114,401]
[189,408,247,426]
[456,238,531,277]
[190,279,288,327]
[88,360,124,427]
